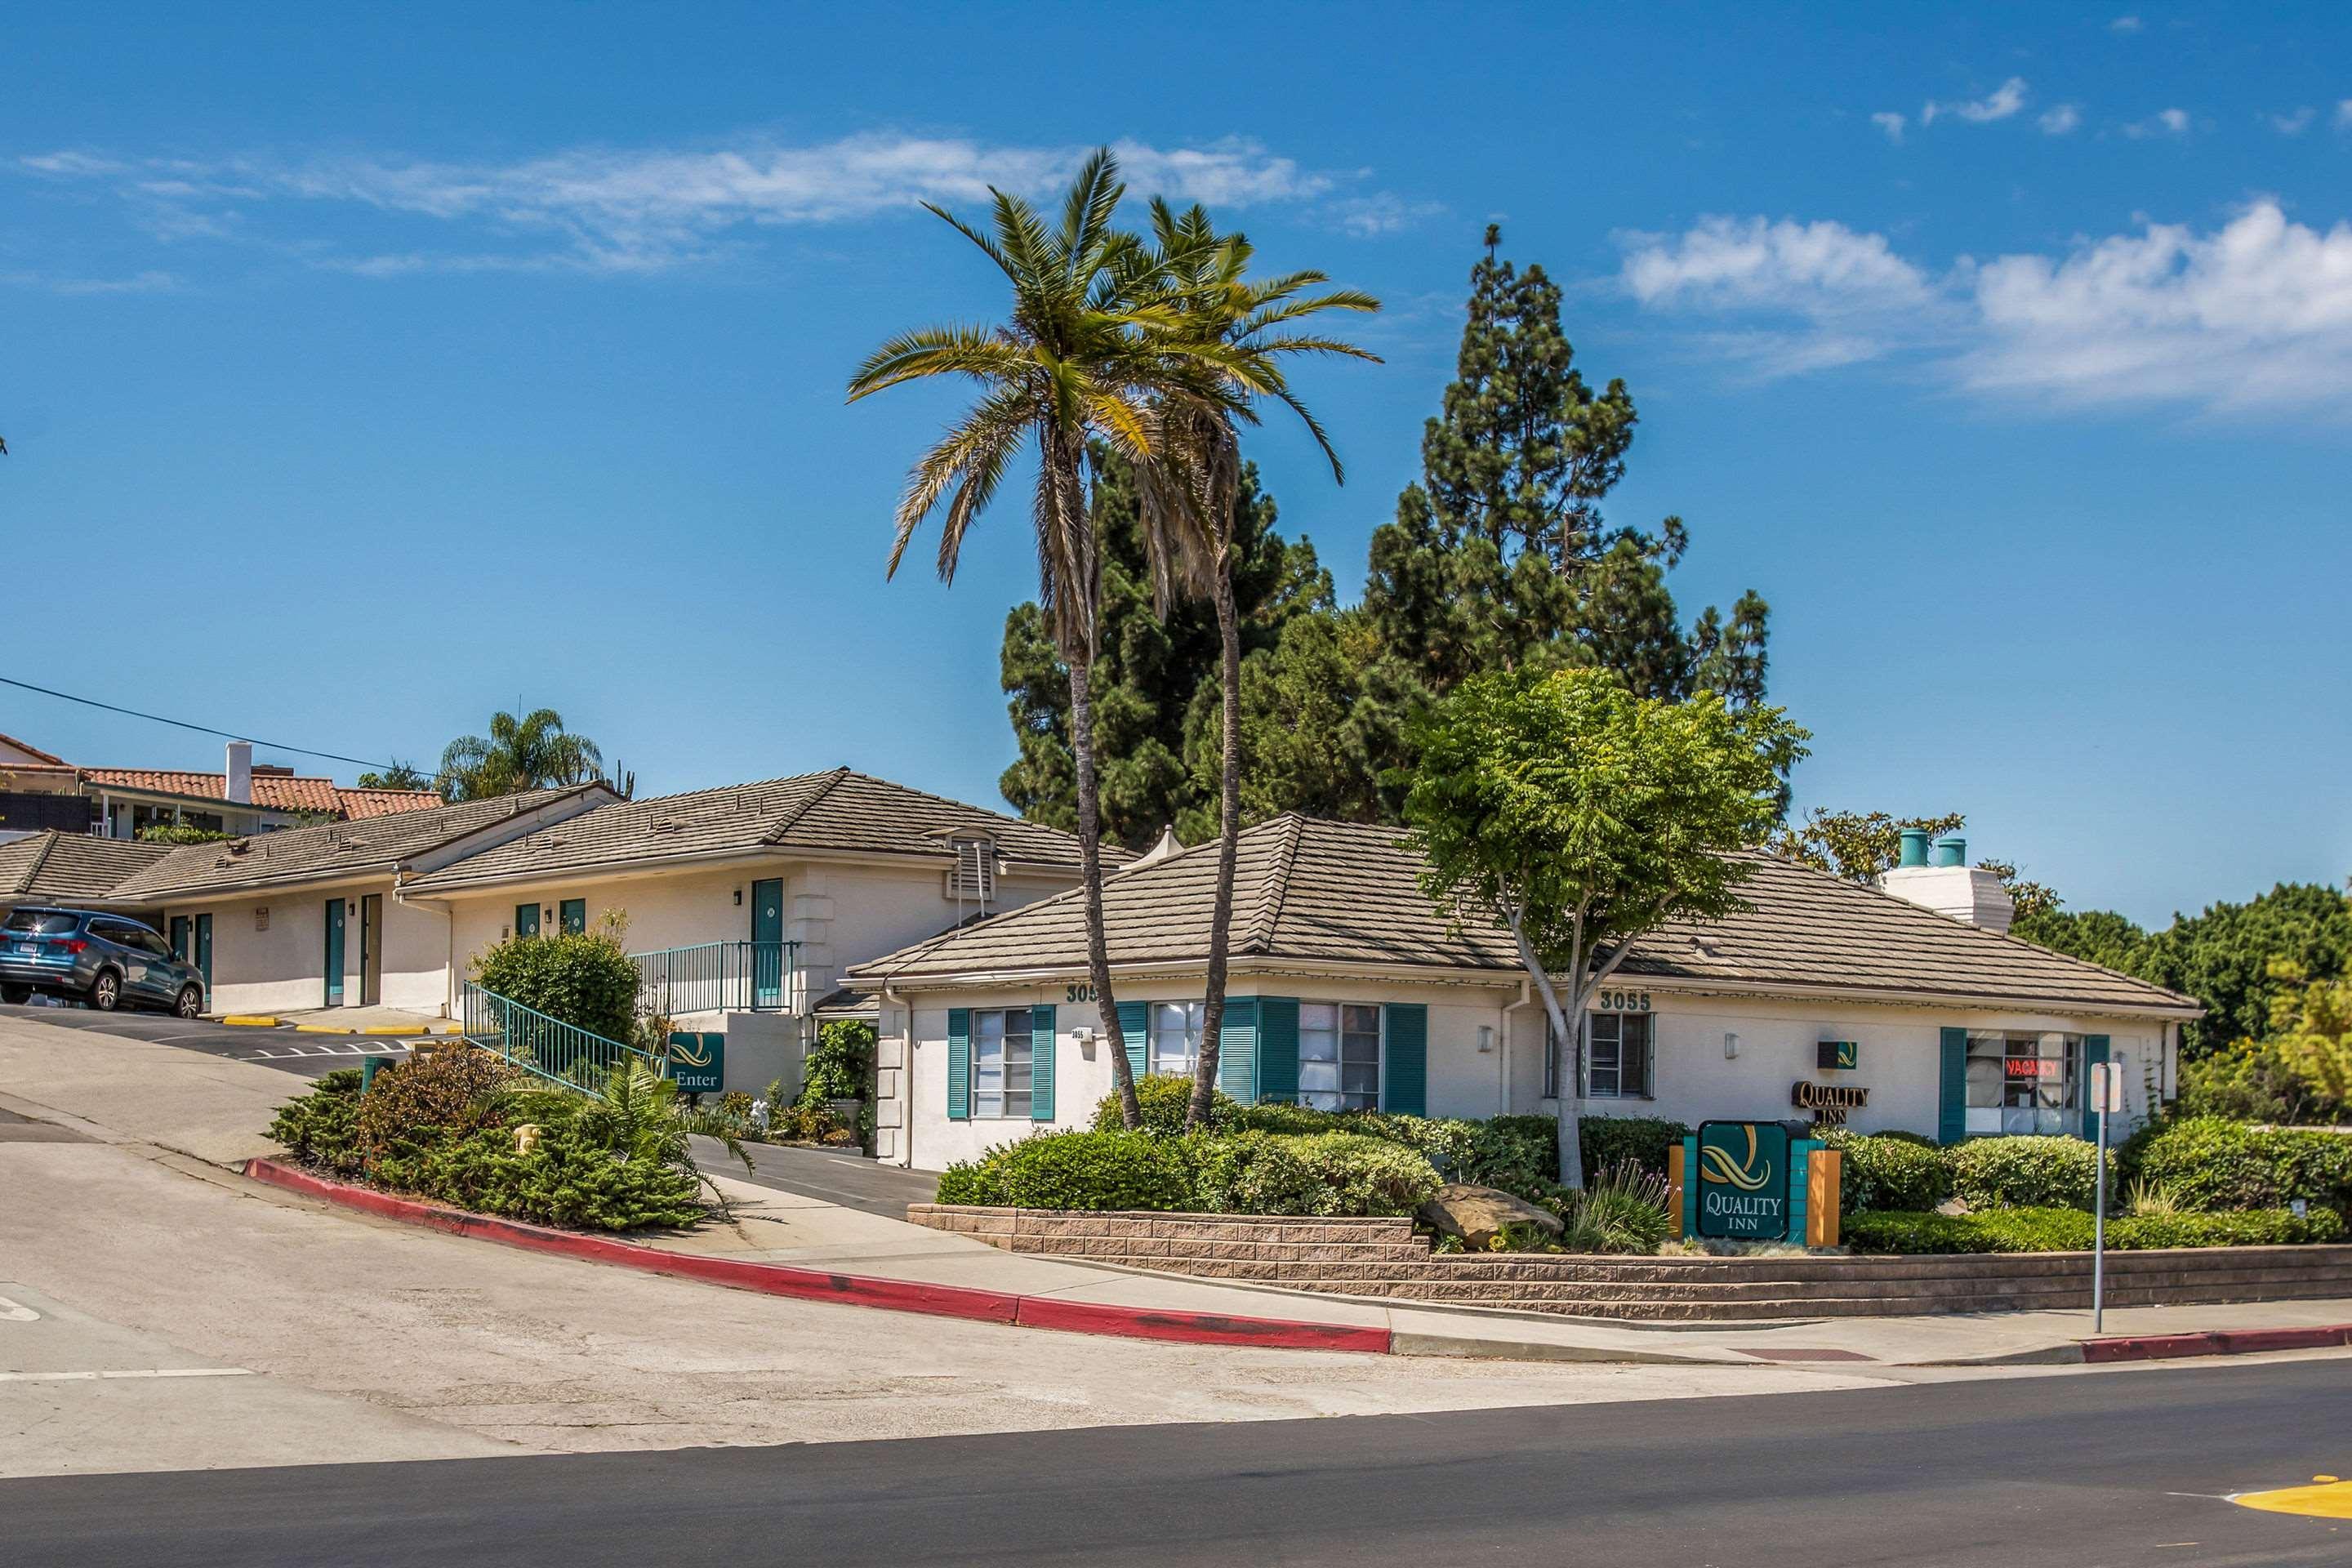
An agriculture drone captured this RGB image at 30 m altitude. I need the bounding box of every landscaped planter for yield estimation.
[907,1204,2352,1321]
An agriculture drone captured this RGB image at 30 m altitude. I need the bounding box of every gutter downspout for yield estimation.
[1501,978,1535,1116]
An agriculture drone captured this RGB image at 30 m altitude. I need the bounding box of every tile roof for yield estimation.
[847,815,2200,1018]
[75,768,443,819]
[400,768,1113,892]
[0,832,174,902]
[106,786,597,901]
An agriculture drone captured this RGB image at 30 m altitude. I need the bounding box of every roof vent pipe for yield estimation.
[1896,828,1931,869]
[1930,835,1966,868]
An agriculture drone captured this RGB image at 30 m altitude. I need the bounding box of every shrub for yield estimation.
[1093,1075,1240,1135]
[354,1048,517,1174]
[1578,1115,1688,1183]
[800,1020,874,1104]
[412,1118,706,1231]
[1848,1205,2343,1254]
[937,1130,1196,1213]
[470,930,642,1045]
[267,1069,365,1176]
[1946,1135,2100,1210]
[1192,1131,1441,1218]
[1338,1111,1482,1177]
[1563,1160,1675,1254]
[2130,1117,2352,1214]
[1229,1099,1340,1135]
[1821,1129,1953,1214]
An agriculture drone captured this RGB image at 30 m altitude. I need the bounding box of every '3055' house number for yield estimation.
[1595,989,1652,1013]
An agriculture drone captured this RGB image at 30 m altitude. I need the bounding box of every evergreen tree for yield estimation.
[1000,450,1331,850]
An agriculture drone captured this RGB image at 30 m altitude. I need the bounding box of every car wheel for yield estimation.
[176,984,204,1020]
[90,970,122,1012]
[0,982,29,1005]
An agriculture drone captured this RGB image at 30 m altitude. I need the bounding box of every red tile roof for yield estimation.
[76,768,443,819]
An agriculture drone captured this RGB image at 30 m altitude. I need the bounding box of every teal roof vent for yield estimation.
[1897,828,1931,869]
[1930,835,1967,868]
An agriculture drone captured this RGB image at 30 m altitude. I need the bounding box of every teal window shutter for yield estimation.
[1031,1005,1057,1122]
[2081,1035,2109,1139]
[1384,1003,1428,1116]
[947,1008,971,1120]
[1218,997,1258,1105]
[1117,999,1147,1080]
[1938,1027,1968,1145]
[1256,997,1300,1103]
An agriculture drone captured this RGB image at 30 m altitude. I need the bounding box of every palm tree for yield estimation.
[438,708,604,802]
[847,149,1245,1129]
[1129,203,1379,1130]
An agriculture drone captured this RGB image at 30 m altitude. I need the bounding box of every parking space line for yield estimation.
[0,1367,255,1382]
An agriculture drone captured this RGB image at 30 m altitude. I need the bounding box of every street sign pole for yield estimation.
[2089,1061,2123,1335]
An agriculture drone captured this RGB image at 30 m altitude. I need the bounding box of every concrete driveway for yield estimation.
[0,1004,377,1080]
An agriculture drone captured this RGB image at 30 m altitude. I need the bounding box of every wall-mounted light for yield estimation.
[733,888,743,906]
[348,901,358,916]
[1723,1032,1740,1059]
[1477,1025,1495,1054]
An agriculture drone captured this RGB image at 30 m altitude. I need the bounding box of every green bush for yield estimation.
[1093,1075,1241,1135]
[470,929,642,1045]
[1946,1134,2100,1210]
[1230,1099,1344,1135]
[1821,1129,1953,1214]
[1565,1160,1675,1253]
[1192,1131,1441,1218]
[354,1049,517,1172]
[937,1130,1196,1212]
[410,1118,706,1231]
[1577,1115,1688,1183]
[266,1069,365,1176]
[2130,1117,2352,1214]
[1848,1205,2343,1254]
[800,1019,875,1104]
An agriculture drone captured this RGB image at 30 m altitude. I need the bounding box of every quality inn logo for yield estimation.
[1699,1124,1773,1192]
[1695,1120,1791,1241]
[668,1036,716,1068]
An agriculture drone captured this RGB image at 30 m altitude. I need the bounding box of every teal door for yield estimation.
[559,898,586,935]
[751,878,784,1009]
[194,914,212,992]
[169,915,191,964]
[514,903,540,938]
[323,899,345,1007]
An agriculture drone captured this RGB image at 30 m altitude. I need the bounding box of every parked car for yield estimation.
[0,906,207,1017]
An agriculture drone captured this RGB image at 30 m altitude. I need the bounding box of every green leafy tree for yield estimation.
[1000,452,1332,848]
[438,710,603,802]
[2144,884,2352,1058]
[355,760,430,791]
[1772,807,2060,922]
[847,149,1248,1130]
[1401,667,1807,1186]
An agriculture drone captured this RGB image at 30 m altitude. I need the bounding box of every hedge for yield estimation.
[1846,1205,2343,1255]
[1945,1135,2101,1210]
[2129,1118,2352,1215]
[470,929,642,1045]
[1820,1129,1952,1214]
[937,1128,1440,1218]
[936,1131,1196,1212]
[1093,1076,1241,1135]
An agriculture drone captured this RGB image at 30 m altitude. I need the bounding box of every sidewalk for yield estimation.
[7,1011,2348,1370]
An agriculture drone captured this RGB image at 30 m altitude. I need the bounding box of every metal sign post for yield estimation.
[2089,1062,2125,1334]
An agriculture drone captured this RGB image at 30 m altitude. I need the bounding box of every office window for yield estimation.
[1966,1032,2077,1136]
[973,1008,1033,1118]
[1150,1001,1205,1076]
[1548,1012,1655,1098]
[1299,1002,1381,1111]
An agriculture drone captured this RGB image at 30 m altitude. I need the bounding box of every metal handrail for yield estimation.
[627,939,800,1017]
[459,980,667,1093]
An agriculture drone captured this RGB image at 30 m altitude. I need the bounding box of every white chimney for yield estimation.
[1877,831,2014,934]
[226,741,253,805]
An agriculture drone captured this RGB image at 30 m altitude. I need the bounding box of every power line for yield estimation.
[0,674,408,773]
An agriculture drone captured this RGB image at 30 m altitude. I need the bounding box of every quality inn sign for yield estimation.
[1695,1120,1792,1241]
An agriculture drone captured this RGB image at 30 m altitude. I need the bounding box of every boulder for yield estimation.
[1416,1183,1564,1250]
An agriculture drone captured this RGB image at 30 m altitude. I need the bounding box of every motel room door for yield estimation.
[359,894,383,1007]
[751,878,785,1009]
[323,899,345,1008]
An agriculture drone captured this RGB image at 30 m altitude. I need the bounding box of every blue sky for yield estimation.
[5,2,2348,927]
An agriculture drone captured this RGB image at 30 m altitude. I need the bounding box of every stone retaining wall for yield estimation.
[906,1205,2352,1321]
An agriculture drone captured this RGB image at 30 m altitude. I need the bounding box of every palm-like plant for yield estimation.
[438,708,604,802]
[847,149,1246,1129]
[1128,203,1379,1129]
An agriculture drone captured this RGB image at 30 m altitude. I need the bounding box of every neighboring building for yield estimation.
[843,815,2202,1172]
[0,735,443,841]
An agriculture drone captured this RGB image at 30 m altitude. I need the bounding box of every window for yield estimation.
[4,910,80,935]
[1548,1012,1654,1099]
[1966,1032,2077,1136]
[972,1008,1033,1118]
[1149,1001,1205,1076]
[1299,1002,1381,1111]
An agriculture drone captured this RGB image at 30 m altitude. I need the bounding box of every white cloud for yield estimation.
[1871,112,1907,143]
[2110,15,2142,32]
[2123,108,2193,138]
[2337,100,2352,130]
[2039,105,2083,136]
[1324,192,1444,238]
[12,132,1370,274]
[1922,77,2028,127]
[2272,107,2318,136]
[1620,201,2352,417]
[0,267,177,295]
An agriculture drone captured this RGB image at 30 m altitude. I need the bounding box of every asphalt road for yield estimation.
[697,1133,937,1217]
[8,1357,2348,1566]
[0,1002,368,1078]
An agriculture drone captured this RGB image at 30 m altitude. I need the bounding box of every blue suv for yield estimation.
[0,906,208,1018]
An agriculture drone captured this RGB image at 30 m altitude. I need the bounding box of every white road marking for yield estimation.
[0,1295,38,1323]
[0,1367,254,1382]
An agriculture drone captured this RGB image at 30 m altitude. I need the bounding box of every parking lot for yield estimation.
[0,1005,398,1080]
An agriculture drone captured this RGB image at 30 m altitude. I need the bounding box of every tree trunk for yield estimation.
[1187,559,1244,1130]
[1068,632,1138,1130]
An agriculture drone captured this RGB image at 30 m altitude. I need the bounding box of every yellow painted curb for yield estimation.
[359,1025,424,1036]
[219,1016,283,1028]
[292,1024,350,1035]
[2232,1477,2352,1519]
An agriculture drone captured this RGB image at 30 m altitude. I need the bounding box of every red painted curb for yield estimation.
[243,1158,1393,1355]
[2081,1324,2352,1363]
